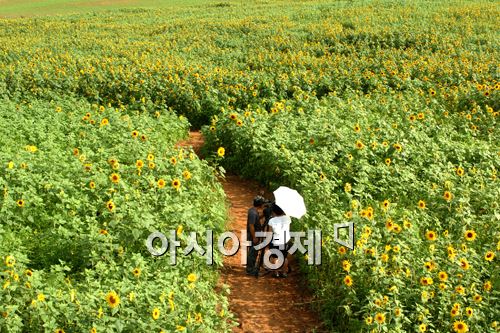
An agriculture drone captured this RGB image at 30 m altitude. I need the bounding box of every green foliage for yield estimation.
[0,98,233,332]
[0,0,499,332]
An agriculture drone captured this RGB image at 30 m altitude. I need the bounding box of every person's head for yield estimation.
[272,203,285,216]
[253,196,265,208]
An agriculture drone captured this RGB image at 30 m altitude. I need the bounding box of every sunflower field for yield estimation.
[0,0,499,332]
[0,97,233,332]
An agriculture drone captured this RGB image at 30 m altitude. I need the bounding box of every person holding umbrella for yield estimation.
[267,186,307,278]
[268,203,292,277]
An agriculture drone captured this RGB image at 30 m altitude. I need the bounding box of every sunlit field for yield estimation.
[0,0,498,332]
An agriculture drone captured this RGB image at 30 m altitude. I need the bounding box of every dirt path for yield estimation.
[179,131,324,333]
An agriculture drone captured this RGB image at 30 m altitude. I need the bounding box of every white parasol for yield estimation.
[273,186,307,219]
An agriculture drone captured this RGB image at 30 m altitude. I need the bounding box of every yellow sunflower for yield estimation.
[425,230,437,241]
[438,271,448,281]
[172,179,181,190]
[483,280,492,291]
[152,307,160,320]
[459,258,470,270]
[5,256,15,267]
[453,320,468,333]
[106,200,115,212]
[464,230,476,241]
[374,312,385,324]
[182,170,192,180]
[343,275,353,287]
[105,291,120,308]
[110,173,120,184]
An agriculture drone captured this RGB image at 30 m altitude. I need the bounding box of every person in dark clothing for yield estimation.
[246,196,266,276]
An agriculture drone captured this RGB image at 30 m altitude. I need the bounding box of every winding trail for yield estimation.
[178,131,324,333]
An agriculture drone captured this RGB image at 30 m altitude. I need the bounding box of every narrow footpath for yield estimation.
[178,131,324,333]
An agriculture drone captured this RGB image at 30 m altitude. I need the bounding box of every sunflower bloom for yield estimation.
[110,173,120,184]
[5,256,15,267]
[459,258,470,270]
[343,275,353,287]
[152,307,160,320]
[374,312,385,324]
[172,179,181,190]
[105,291,120,308]
[187,273,197,283]
[464,230,476,241]
[342,260,351,272]
[453,321,468,333]
[217,147,225,157]
[485,251,495,261]
[106,200,115,212]
[483,280,492,291]
[425,230,437,241]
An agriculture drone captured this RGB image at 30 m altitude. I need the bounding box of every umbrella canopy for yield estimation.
[273,186,307,219]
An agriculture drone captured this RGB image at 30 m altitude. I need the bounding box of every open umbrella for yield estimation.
[273,186,307,219]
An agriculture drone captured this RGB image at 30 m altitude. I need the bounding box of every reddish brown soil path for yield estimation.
[179,131,325,333]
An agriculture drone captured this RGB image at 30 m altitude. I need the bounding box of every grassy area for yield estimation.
[0,0,215,17]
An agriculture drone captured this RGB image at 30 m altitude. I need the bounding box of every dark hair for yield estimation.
[253,196,265,207]
[272,203,285,216]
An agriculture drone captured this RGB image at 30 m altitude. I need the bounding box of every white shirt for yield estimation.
[268,215,291,246]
